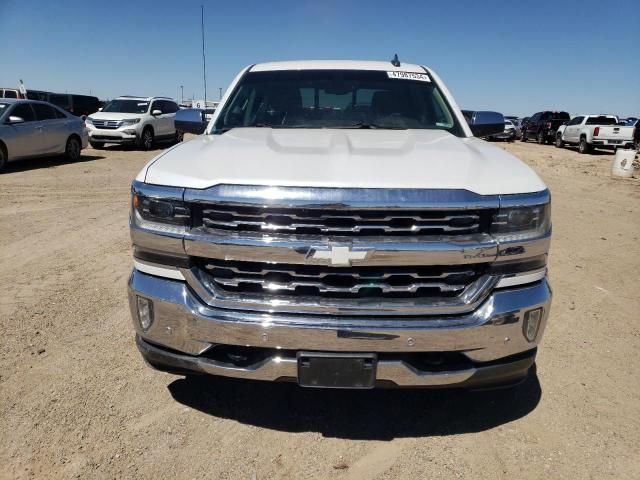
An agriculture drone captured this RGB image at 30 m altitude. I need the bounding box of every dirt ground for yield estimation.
[1,137,639,480]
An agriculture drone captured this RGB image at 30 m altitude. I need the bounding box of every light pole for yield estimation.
[201,4,207,105]
[219,87,222,100]
[180,85,184,104]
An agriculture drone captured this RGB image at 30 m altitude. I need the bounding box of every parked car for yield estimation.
[629,119,640,149]
[0,99,88,172]
[85,96,181,150]
[0,88,21,99]
[505,116,524,139]
[487,119,516,141]
[25,90,52,101]
[555,114,635,153]
[516,117,529,139]
[521,111,570,144]
[47,93,101,117]
[129,60,552,390]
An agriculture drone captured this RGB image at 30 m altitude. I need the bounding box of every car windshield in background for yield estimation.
[213,70,463,135]
[586,116,617,125]
[102,100,149,114]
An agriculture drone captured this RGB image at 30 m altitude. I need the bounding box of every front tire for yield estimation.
[0,144,7,173]
[174,130,184,144]
[139,128,154,150]
[65,136,82,161]
[537,131,546,145]
[521,131,527,142]
[555,134,564,148]
[579,138,591,154]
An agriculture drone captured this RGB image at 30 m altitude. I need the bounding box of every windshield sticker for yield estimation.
[387,71,431,82]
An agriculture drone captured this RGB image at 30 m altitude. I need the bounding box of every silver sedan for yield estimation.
[0,99,88,172]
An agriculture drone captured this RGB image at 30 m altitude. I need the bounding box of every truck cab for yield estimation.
[128,60,552,389]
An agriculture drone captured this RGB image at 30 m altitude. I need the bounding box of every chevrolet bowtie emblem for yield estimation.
[308,245,371,266]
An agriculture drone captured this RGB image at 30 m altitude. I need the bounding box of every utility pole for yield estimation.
[201,5,207,104]
[219,87,222,100]
[180,85,184,104]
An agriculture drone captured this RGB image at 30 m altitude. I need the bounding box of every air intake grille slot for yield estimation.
[196,204,490,236]
[92,119,122,129]
[199,259,486,299]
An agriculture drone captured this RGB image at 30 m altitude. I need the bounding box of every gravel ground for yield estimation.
[1,138,639,479]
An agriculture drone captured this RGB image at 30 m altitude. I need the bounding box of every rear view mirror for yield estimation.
[467,111,505,137]
[7,115,25,124]
[175,108,207,135]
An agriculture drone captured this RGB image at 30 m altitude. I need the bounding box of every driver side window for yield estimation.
[11,104,36,122]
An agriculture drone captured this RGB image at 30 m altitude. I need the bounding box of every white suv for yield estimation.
[86,96,182,150]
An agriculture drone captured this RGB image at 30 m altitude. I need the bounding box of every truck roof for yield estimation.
[250,60,427,73]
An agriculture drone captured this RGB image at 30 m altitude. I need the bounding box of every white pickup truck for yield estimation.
[128,60,552,390]
[555,114,635,153]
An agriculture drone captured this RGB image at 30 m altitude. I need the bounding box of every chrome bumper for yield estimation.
[128,269,551,387]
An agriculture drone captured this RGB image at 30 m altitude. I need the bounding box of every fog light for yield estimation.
[136,296,154,331]
[523,307,543,342]
[124,129,137,135]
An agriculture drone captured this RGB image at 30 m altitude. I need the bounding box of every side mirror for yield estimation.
[174,108,207,135]
[467,111,505,137]
[151,109,162,116]
[7,115,25,124]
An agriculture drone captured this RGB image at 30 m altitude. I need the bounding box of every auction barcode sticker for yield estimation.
[387,71,431,82]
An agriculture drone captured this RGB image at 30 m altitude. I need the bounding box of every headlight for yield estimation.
[121,118,141,126]
[491,203,550,241]
[131,192,190,234]
[85,117,94,125]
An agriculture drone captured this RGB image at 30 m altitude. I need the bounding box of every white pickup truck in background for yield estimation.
[555,114,635,153]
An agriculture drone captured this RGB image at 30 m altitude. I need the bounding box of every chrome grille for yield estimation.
[199,259,485,299]
[92,119,122,129]
[198,204,489,236]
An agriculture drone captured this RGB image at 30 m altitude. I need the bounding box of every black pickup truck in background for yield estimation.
[522,111,571,144]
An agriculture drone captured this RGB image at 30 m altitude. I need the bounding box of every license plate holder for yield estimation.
[297,352,377,389]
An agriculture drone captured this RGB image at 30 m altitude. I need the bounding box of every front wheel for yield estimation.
[65,136,82,161]
[174,130,184,144]
[0,145,7,173]
[555,134,564,148]
[521,131,527,142]
[537,131,546,145]
[138,128,154,150]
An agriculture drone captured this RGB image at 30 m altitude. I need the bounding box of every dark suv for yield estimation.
[522,111,570,144]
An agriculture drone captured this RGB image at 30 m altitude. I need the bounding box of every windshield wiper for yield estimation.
[337,122,407,130]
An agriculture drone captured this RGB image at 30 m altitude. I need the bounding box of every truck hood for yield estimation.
[142,128,546,195]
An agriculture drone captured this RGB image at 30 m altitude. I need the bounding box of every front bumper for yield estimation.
[128,269,551,388]
[88,129,137,144]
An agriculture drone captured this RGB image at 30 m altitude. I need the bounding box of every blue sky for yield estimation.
[1,0,638,117]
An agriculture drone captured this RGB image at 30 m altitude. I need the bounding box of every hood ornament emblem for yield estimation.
[308,245,371,266]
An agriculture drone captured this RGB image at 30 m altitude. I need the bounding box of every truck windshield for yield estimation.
[213,70,463,135]
[102,100,149,114]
